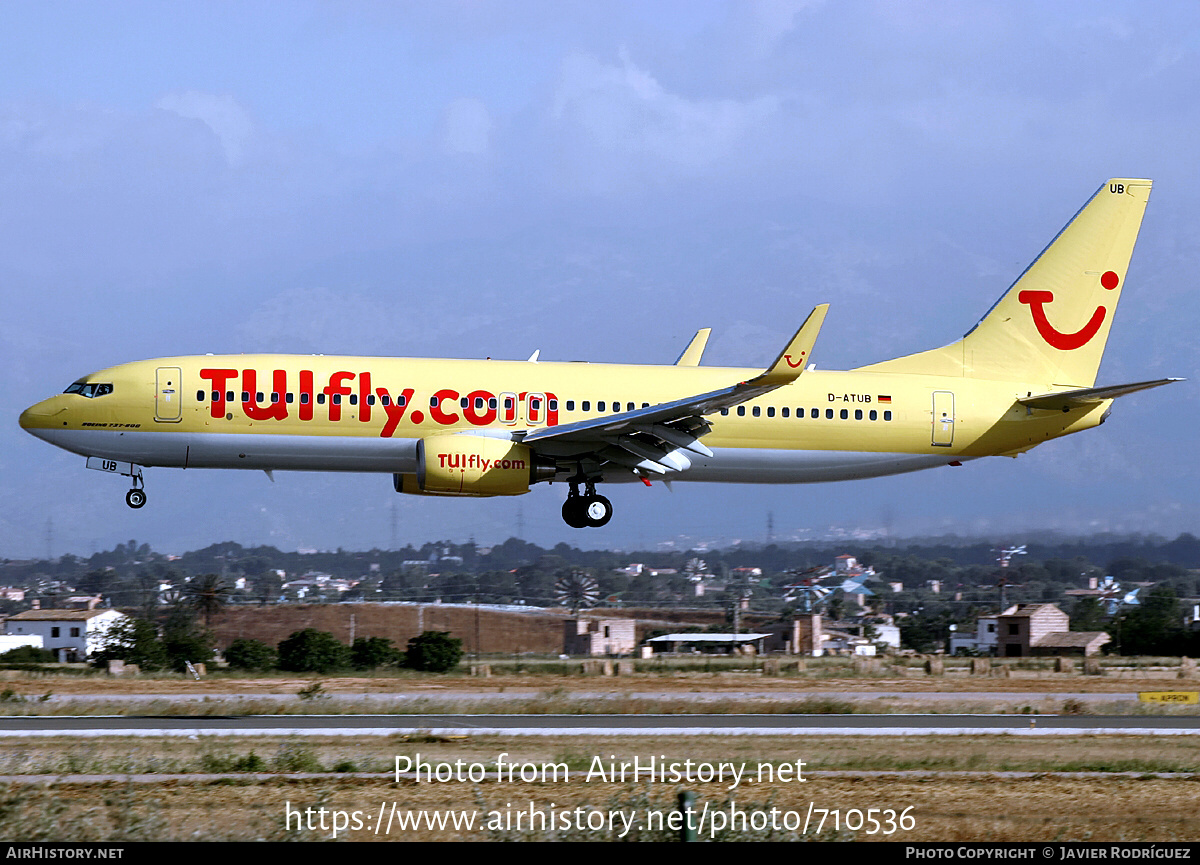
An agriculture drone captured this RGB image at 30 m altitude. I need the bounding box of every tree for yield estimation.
[160,607,215,672]
[350,636,401,670]
[0,646,56,663]
[277,629,350,673]
[402,631,463,673]
[184,574,233,627]
[225,638,278,672]
[1112,586,1185,656]
[1069,597,1107,632]
[90,617,167,670]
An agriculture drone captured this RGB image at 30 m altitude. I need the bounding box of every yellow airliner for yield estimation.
[20,178,1180,528]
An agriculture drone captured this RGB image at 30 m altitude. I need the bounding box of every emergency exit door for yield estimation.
[931,391,954,447]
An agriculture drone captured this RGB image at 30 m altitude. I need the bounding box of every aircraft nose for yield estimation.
[19,398,64,436]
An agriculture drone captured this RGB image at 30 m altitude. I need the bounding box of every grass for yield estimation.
[1,733,1199,777]
[0,737,1197,841]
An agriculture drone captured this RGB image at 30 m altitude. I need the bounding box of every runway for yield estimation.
[0,713,1195,737]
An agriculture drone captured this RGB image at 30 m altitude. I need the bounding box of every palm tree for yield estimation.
[184,574,233,627]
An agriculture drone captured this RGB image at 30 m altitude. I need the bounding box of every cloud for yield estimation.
[550,50,780,192]
[156,91,254,166]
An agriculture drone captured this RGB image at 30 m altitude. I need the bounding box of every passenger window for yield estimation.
[317,393,326,405]
[301,393,310,405]
[582,401,591,411]
[884,410,892,421]
[286,393,294,404]
[256,392,264,402]
[721,408,729,416]
[550,399,559,411]
[781,408,789,418]
[241,392,250,402]
[566,400,575,411]
[825,409,834,419]
[349,395,357,405]
[271,393,280,403]
[380,395,389,406]
[598,401,606,412]
[767,407,775,418]
[855,409,862,420]
[840,409,848,419]
[752,406,761,417]
[797,408,805,418]
[737,406,746,417]
[197,390,206,401]
[626,402,634,411]
[869,410,877,421]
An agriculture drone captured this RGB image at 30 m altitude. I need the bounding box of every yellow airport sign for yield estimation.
[1138,692,1199,704]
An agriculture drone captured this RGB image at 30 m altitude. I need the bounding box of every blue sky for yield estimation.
[4,1,1199,557]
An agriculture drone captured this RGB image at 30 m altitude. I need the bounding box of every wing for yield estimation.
[520,305,829,476]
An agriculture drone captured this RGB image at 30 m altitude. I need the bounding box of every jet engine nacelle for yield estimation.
[395,434,553,497]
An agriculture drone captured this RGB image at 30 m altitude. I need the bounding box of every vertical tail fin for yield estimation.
[859,178,1152,386]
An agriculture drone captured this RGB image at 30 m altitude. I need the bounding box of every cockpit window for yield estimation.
[64,382,114,398]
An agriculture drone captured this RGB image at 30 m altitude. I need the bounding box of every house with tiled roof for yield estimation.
[4,609,129,663]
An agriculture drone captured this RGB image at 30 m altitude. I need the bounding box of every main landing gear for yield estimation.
[561,476,612,528]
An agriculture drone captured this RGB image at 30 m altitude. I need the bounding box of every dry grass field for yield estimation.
[0,734,1197,842]
[0,634,1196,843]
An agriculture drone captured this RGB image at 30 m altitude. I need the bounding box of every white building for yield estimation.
[4,609,129,663]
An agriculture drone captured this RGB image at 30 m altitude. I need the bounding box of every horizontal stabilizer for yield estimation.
[1018,377,1184,411]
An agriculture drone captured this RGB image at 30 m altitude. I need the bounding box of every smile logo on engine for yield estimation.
[1018,271,1119,350]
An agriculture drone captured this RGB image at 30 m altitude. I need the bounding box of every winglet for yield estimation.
[752,304,829,386]
[675,328,711,366]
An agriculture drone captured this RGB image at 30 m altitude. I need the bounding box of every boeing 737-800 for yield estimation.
[20,178,1180,528]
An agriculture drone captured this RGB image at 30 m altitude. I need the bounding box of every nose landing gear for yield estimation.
[125,473,146,509]
[561,474,612,528]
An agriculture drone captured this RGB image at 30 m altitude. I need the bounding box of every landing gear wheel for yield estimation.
[562,495,588,528]
[126,488,147,509]
[582,494,612,528]
[564,491,588,525]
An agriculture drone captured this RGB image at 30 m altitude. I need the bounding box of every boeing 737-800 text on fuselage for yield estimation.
[20,179,1181,528]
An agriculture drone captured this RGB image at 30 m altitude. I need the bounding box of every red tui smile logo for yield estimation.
[1018,271,1119,350]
